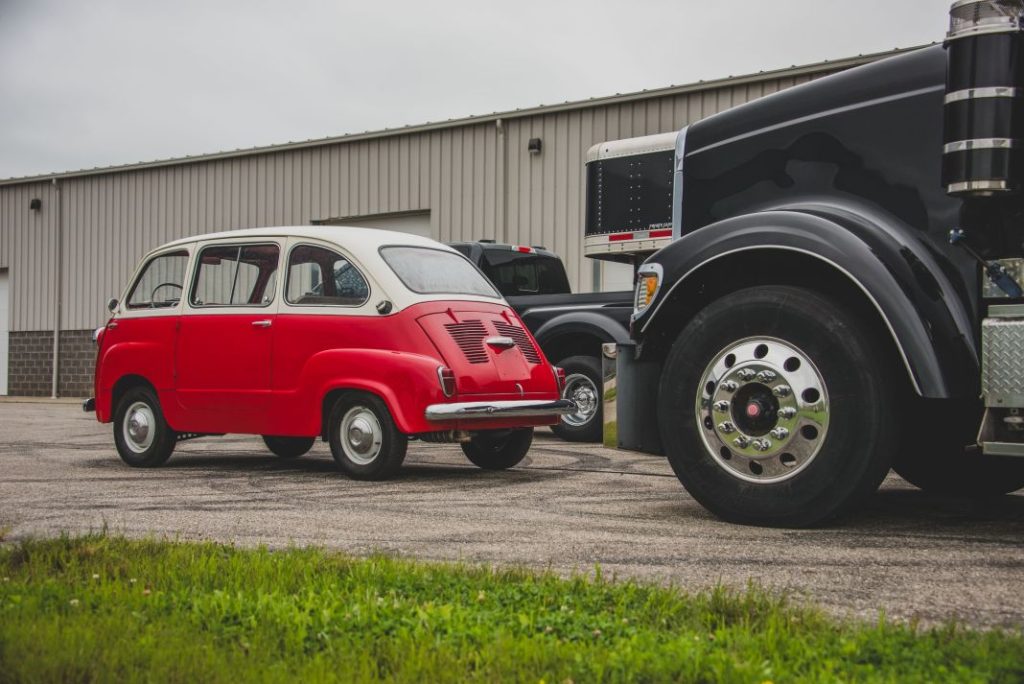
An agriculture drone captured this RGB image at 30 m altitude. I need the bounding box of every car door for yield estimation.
[267,239,375,433]
[175,240,281,434]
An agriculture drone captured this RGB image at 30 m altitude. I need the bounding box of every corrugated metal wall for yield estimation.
[0,70,831,332]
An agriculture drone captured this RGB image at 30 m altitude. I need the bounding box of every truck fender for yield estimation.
[531,311,631,357]
[639,209,978,398]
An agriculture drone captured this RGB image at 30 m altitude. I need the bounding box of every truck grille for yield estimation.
[444,320,489,364]
[493,321,542,363]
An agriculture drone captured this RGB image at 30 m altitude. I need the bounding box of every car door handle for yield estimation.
[251,319,272,328]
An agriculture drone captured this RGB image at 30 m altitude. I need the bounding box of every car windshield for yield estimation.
[380,246,499,298]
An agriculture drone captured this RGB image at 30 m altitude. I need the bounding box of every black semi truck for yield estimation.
[588,0,1024,526]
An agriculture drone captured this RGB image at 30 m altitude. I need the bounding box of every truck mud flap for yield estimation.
[602,343,664,455]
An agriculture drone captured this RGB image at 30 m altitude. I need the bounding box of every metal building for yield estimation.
[0,47,913,396]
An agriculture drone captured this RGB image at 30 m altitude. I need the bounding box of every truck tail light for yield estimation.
[437,366,457,397]
[553,366,566,392]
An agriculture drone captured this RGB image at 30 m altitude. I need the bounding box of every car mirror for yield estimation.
[107,297,119,313]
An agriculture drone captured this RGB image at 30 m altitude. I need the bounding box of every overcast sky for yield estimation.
[0,0,950,180]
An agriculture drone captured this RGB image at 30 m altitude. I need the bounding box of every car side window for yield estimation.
[190,243,280,307]
[286,244,370,306]
[126,250,190,309]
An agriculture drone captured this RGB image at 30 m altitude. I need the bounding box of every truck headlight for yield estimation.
[634,263,663,316]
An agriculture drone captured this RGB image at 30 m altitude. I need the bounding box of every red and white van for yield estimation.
[86,226,574,479]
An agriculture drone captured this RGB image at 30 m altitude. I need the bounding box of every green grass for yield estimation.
[1,536,1022,683]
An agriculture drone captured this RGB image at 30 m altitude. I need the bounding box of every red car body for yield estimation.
[88,227,572,476]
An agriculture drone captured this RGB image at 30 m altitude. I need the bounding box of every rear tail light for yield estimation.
[553,366,566,392]
[437,366,457,397]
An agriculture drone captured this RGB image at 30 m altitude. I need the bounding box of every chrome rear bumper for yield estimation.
[425,399,576,421]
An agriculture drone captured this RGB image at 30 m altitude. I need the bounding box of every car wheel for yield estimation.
[261,435,316,459]
[113,386,176,467]
[893,399,1024,496]
[462,428,533,470]
[551,355,603,443]
[328,393,407,480]
[658,285,897,527]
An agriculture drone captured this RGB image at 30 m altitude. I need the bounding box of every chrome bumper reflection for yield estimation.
[425,399,576,421]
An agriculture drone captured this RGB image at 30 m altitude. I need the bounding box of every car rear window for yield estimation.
[380,246,499,298]
[481,252,572,296]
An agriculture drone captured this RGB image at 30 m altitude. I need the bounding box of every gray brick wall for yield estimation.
[8,329,96,397]
[8,331,54,396]
[58,329,96,398]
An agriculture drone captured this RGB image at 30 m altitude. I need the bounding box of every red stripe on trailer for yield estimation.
[608,232,634,242]
[649,229,673,238]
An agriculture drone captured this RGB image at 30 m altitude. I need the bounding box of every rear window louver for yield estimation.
[493,322,542,364]
[444,320,489,364]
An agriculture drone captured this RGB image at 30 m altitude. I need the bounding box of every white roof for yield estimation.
[160,224,450,261]
[138,225,500,314]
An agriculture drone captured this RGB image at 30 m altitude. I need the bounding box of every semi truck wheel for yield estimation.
[462,428,533,469]
[893,400,1024,496]
[658,285,897,527]
[551,355,603,442]
[328,393,407,480]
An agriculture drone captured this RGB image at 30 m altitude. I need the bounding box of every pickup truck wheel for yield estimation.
[893,400,1024,496]
[659,285,896,527]
[328,394,407,480]
[551,355,603,442]
[462,428,533,470]
[261,435,315,459]
[113,387,176,468]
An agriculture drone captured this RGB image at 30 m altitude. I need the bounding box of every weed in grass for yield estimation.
[0,534,1022,683]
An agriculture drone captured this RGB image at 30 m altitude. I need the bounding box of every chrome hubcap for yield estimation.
[340,407,383,465]
[696,337,829,483]
[562,374,599,427]
[123,401,156,454]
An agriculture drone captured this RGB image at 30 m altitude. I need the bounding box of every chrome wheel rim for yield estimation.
[123,401,156,454]
[561,374,599,427]
[340,406,383,465]
[696,336,829,483]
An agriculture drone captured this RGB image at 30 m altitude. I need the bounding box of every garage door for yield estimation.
[0,271,8,395]
[322,212,432,239]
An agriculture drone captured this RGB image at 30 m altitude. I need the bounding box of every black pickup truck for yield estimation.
[448,240,631,442]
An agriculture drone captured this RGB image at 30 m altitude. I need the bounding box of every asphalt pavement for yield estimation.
[1,400,1022,629]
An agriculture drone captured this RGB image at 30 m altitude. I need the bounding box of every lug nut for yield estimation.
[756,370,777,382]
[737,369,756,381]
[718,421,736,434]
[776,407,797,419]
[721,381,739,393]
[713,400,730,412]
[751,438,773,451]
[769,427,789,440]
[772,385,792,397]
[733,435,750,448]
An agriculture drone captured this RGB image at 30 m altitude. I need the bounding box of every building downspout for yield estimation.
[496,118,508,243]
[51,177,62,398]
